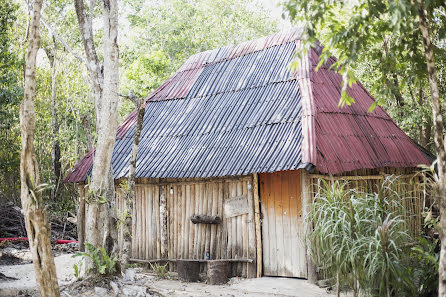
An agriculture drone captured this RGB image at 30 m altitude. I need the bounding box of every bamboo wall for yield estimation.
[307,167,425,233]
[116,176,257,278]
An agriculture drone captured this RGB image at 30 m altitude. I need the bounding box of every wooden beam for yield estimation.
[252,173,262,278]
[129,258,253,264]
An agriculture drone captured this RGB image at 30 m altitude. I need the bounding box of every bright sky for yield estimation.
[259,0,292,30]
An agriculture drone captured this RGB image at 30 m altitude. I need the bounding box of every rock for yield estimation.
[124,268,136,282]
[110,281,120,296]
[94,286,108,297]
[122,285,147,297]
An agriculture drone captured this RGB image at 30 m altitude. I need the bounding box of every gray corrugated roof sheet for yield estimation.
[111,39,304,178]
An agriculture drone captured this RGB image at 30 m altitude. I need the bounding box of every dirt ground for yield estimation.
[0,251,334,297]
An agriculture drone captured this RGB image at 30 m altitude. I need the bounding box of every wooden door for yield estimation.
[259,170,306,278]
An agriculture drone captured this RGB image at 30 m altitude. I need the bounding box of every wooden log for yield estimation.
[207,260,229,285]
[177,260,200,282]
[160,186,168,259]
[190,215,221,224]
[252,174,262,278]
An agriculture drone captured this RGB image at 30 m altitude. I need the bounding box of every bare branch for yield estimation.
[117,91,141,107]
[23,0,86,66]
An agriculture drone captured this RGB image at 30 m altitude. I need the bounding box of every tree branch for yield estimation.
[24,0,86,66]
[117,91,141,107]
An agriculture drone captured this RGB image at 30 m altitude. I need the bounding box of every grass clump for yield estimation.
[308,176,438,297]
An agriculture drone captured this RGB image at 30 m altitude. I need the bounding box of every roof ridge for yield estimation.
[177,28,304,73]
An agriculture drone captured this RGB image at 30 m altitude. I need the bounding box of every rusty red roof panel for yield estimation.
[308,47,429,174]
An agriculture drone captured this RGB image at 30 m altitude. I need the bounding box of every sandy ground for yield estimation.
[147,276,332,297]
[0,253,76,295]
[0,253,333,297]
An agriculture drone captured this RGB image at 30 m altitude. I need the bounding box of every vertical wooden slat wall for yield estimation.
[116,176,256,278]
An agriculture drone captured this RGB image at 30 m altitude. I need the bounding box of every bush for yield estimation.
[308,177,437,297]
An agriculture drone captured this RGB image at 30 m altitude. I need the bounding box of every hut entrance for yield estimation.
[259,170,306,278]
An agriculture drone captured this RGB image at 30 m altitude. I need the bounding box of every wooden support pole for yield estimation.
[252,173,262,278]
[247,179,256,278]
[77,184,86,252]
[301,170,317,283]
[160,185,168,259]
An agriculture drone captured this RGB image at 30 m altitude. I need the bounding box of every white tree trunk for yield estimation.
[20,0,60,295]
[416,1,446,295]
[74,0,119,266]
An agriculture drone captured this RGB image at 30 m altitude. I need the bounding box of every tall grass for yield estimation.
[307,176,435,297]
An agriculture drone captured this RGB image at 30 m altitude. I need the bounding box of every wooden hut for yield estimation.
[65,29,431,279]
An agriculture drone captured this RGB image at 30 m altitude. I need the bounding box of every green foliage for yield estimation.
[73,242,119,276]
[149,262,170,279]
[121,0,278,99]
[308,177,437,296]
[73,260,83,278]
[0,0,23,204]
[404,237,439,296]
[283,0,446,153]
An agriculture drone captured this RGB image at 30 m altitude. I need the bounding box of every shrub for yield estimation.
[73,242,119,276]
[308,177,436,297]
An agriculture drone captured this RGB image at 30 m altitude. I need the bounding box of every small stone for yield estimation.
[122,285,147,297]
[110,281,120,296]
[94,286,108,297]
[124,269,136,282]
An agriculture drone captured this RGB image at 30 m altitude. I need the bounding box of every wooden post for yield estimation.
[77,184,86,252]
[247,179,256,278]
[160,185,168,259]
[252,173,262,278]
[301,170,317,283]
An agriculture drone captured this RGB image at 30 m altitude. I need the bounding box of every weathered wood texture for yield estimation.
[115,176,256,278]
[259,170,306,278]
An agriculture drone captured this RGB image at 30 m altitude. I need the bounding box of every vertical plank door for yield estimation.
[259,170,306,278]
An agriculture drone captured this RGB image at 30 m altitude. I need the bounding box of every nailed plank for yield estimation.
[224,195,250,218]
[281,171,291,277]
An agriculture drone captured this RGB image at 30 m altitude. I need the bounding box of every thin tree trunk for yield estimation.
[416,1,446,295]
[48,45,61,202]
[20,0,60,295]
[121,95,145,271]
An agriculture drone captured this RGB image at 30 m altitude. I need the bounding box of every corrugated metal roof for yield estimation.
[65,29,430,183]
